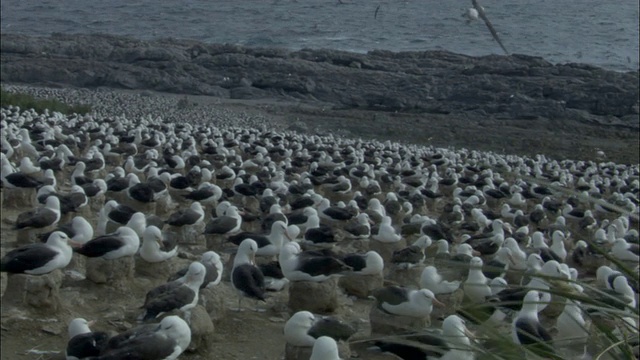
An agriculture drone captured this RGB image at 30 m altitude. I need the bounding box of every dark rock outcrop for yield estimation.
[1,33,638,126]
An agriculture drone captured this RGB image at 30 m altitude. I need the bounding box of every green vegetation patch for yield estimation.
[0,87,92,115]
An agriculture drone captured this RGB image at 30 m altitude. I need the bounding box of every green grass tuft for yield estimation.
[0,87,92,115]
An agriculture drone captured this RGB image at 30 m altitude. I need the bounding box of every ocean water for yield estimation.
[1,0,638,72]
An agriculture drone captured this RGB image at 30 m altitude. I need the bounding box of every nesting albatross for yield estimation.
[140,261,206,322]
[65,318,110,360]
[231,239,266,310]
[72,226,140,259]
[139,225,178,263]
[341,251,384,275]
[284,310,356,347]
[372,314,475,360]
[93,315,191,360]
[309,336,341,360]
[511,290,555,358]
[371,285,444,319]
[15,195,61,230]
[279,242,352,282]
[169,251,223,289]
[1,231,72,274]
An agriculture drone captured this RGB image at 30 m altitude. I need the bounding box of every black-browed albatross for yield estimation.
[140,261,206,322]
[1,231,72,274]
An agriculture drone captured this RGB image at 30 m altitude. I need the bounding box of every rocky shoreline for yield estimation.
[1,33,639,163]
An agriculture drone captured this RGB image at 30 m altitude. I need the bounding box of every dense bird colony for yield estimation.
[0,86,638,360]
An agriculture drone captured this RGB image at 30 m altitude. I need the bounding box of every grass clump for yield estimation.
[0,87,92,115]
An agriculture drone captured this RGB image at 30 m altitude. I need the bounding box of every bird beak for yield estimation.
[186,272,195,283]
[284,229,292,241]
[508,254,516,266]
[69,240,82,248]
[87,320,96,327]
[368,219,374,225]
[503,223,513,235]
[464,327,475,340]
[433,298,445,308]
[472,250,481,256]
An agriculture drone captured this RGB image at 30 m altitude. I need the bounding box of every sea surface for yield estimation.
[1,0,638,72]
